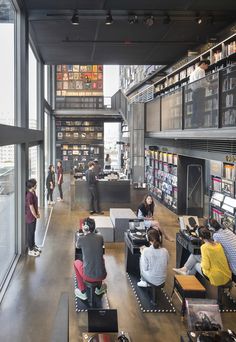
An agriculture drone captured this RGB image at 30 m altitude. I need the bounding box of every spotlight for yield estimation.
[163,15,171,24]
[105,11,113,25]
[128,15,138,24]
[71,10,79,25]
[144,15,154,27]
[196,15,203,24]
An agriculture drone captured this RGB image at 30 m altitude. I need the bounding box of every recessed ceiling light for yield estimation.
[128,15,138,24]
[144,16,154,27]
[105,12,113,25]
[71,10,79,25]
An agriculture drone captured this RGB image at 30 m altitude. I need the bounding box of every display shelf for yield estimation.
[56,118,104,171]
[145,147,179,213]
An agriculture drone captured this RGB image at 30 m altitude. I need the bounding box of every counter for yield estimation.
[70,177,131,210]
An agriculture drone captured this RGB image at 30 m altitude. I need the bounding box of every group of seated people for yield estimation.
[173,218,236,286]
[73,193,236,302]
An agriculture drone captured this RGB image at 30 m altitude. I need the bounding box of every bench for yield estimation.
[90,215,114,242]
[110,208,137,242]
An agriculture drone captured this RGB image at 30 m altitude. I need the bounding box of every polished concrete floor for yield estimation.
[0,189,236,342]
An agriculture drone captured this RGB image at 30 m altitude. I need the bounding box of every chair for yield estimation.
[146,281,165,305]
[84,280,102,308]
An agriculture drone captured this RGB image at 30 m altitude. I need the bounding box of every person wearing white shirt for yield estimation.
[189,59,210,127]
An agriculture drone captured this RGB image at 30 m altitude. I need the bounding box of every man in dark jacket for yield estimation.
[74,217,107,300]
[85,161,103,214]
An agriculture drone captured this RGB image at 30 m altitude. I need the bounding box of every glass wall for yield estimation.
[0,0,15,126]
[0,145,16,289]
[44,65,49,103]
[104,122,121,170]
[29,145,39,180]
[28,46,38,129]
[44,112,50,173]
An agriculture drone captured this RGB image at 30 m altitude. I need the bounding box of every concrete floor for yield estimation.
[0,188,236,342]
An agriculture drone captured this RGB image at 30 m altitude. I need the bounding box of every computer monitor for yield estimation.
[179,216,199,232]
[129,219,145,231]
[88,309,118,333]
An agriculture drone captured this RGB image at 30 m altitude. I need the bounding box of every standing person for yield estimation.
[138,229,169,287]
[25,179,41,257]
[85,161,103,215]
[74,217,107,300]
[46,164,55,205]
[104,153,111,170]
[137,194,174,242]
[189,59,210,127]
[57,160,64,201]
[93,159,101,177]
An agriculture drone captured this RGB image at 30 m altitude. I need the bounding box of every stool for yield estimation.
[171,275,206,318]
[84,281,102,308]
[217,280,233,309]
[147,281,165,305]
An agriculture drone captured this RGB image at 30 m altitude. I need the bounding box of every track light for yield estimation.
[196,14,203,24]
[105,11,113,25]
[128,15,138,24]
[144,15,154,27]
[71,10,79,25]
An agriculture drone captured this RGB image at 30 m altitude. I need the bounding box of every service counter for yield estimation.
[70,177,131,210]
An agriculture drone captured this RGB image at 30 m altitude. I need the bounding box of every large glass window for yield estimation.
[0,1,15,126]
[104,122,121,170]
[29,145,39,180]
[44,65,49,103]
[28,46,38,129]
[0,145,16,288]
[44,112,50,173]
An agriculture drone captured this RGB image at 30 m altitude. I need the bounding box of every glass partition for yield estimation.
[161,88,182,130]
[0,1,15,126]
[0,145,16,288]
[220,65,236,127]
[184,73,219,129]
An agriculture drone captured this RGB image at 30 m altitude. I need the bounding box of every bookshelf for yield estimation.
[221,64,236,127]
[56,118,104,171]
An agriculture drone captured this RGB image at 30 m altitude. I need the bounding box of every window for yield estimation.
[28,46,38,129]
[29,146,39,180]
[44,65,49,103]
[44,112,50,173]
[104,122,121,170]
[0,1,15,125]
[0,145,16,288]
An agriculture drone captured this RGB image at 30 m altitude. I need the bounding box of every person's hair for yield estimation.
[83,217,95,232]
[142,194,155,211]
[48,164,54,171]
[209,218,222,231]
[198,59,210,66]
[105,154,110,161]
[147,229,162,249]
[26,178,37,190]
[88,161,95,168]
[198,227,212,241]
[188,217,197,228]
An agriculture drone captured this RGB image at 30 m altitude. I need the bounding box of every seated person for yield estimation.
[137,229,169,287]
[210,218,236,281]
[74,217,107,300]
[173,227,231,286]
[137,194,173,241]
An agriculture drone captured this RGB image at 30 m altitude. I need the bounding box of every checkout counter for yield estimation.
[70,170,131,210]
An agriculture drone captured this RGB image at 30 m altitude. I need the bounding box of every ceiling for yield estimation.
[25,0,236,66]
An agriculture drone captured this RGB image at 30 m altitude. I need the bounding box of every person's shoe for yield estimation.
[28,249,40,257]
[34,245,42,253]
[137,280,149,287]
[90,211,96,215]
[47,201,51,206]
[173,267,188,275]
[50,201,56,205]
[95,283,107,296]
[74,288,87,301]
[95,211,104,215]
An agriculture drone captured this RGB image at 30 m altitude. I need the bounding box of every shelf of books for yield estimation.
[145,147,179,213]
[56,118,104,171]
[210,162,236,233]
[221,64,236,127]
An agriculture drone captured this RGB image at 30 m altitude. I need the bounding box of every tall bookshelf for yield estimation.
[56,118,104,171]
[145,147,179,213]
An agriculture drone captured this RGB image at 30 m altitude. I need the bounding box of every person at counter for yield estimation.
[85,161,103,215]
[93,159,101,177]
[74,217,107,300]
[138,229,169,287]
[173,227,232,286]
[104,153,111,170]
[137,194,174,242]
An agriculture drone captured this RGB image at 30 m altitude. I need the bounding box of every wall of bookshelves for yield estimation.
[56,118,104,171]
[145,147,179,213]
[210,162,236,233]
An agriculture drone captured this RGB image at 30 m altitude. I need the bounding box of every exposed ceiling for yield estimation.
[25,0,236,66]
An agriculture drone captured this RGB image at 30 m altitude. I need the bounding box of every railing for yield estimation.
[146,64,236,132]
[55,96,112,110]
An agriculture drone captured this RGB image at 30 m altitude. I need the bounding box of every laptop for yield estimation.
[88,309,118,333]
